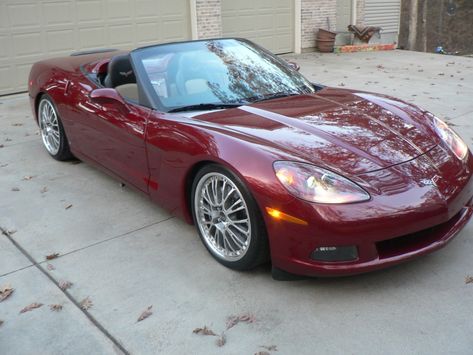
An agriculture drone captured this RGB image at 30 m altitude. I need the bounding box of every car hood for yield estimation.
[192,88,441,175]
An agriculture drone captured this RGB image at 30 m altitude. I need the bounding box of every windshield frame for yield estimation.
[130,38,314,113]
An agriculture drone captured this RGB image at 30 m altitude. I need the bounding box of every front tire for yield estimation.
[192,164,269,270]
[38,95,73,161]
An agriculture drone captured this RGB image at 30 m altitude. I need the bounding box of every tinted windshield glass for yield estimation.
[132,39,315,112]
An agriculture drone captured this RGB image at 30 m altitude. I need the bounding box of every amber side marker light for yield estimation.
[265,207,308,226]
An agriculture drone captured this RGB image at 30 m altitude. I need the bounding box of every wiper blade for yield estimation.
[251,92,300,103]
[168,103,244,113]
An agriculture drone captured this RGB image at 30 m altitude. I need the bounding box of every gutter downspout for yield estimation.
[351,0,357,25]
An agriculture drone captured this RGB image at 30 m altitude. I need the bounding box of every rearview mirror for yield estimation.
[90,88,126,106]
[286,61,300,71]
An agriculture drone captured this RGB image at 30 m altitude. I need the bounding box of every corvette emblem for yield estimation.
[119,70,133,77]
[420,175,440,187]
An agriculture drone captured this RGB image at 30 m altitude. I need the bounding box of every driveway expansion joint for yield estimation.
[0,226,130,355]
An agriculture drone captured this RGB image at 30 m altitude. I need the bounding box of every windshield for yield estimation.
[131,39,316,112]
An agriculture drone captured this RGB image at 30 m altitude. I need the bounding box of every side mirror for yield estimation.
[90,88,126,106]
[286,61,300,71]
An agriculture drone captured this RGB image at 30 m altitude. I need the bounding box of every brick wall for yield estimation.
[301,0,337,50]
[196,0,222,39]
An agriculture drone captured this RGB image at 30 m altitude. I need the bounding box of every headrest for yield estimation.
[104,55,136,88]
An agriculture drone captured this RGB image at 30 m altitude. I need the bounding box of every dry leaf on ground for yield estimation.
[40,186,48,193]
[79,297,93,310]
[49,304,63,311]
[58,280,73,290]
[47,264,55,271]
[0,284,14,302]
[12,123,23,127]
[0,320,3,327]
[0,144,4,148]
[137,305,153,322]
[11,187,20,192]
[465,275,473,284]
[226,313,256,330]
[255,352,270,355]
[193,326,217,336]
[65,204,73,210]
[46,253,59,260]
[216,333,226,347]
[20,302,43,314]
[260,345,278,351]
[22,175,34,180]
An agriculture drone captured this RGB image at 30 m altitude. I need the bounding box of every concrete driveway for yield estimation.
[1,50,472,355]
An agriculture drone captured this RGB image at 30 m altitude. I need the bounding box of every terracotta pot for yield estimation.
[316,29,336,52]
[316,38,335,53]
[317,28,337,40]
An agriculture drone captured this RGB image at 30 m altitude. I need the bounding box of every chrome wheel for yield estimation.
[39,99,60,155]
[194,172,252,261]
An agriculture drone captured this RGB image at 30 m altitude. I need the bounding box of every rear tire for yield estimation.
[38,95,73,161]
[191,164,269,271]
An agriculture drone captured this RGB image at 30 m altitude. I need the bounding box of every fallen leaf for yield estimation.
[12,123,23,126]
[193,326,217,336]
[0,284,14,302]
[255,352,270,355]
[137,305,153,322]
[7,229,16,235]
[49,304,63,311]
[376,64,385,69]
[40,186,48,193]
[20,302,43,313]
[0,144,4,148]
[260,345,278,351]
[338,82,345,87]
[216,333,226,347]
[22,175,35,181]
[226,313,256,330]
[58,280,73,290]
[79,296,93,310]
[5,138,12,142]
[0,320,3,327]
[466,275,473,284]
[11,187,20,192]
[47,264,55,271]
[65,204,73,210]
[46,253,59,260]
[0,164,8,167]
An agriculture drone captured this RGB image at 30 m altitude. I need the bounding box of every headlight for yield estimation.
[274,161,370,204]
[433,116,468,160]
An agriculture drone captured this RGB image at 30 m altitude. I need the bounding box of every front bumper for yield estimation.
[262,147,473,277]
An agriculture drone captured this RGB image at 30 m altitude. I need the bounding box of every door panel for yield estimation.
[68,88,151,192]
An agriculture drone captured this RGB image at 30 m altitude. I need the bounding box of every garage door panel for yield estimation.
[0,35,10,59]
[0,66,15,92]
[12,32,42,57]
[80,27,109,49]
[1,0,190,96]
[7,2,40,28]
[46,29,75,53]
[107,0,133,21]
[222,0,294,54]
[108,24,135,47]
[42,1,74,26]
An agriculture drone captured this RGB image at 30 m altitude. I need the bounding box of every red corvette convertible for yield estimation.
[28,38,473,279]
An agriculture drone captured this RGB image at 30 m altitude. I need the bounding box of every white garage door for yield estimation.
[0,0,191,96]
[365,0,401,43]
[221,0,294,54]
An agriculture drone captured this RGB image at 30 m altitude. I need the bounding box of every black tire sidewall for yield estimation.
[191,164,269,271]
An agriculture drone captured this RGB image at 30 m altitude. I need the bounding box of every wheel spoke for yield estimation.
[194,172,252,261]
